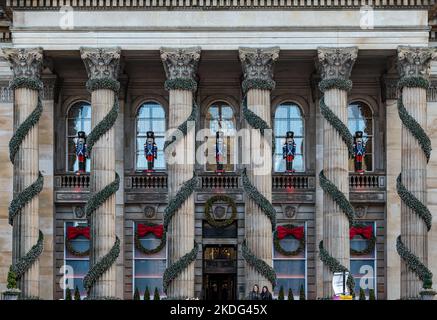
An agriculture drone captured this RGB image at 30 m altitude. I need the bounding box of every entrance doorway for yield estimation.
[203,245,237,300]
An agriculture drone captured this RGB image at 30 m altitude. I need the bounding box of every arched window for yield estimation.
[274,103,304,172]
[205,101,236,172]
[66,101,91,172]
[136,101,166,170]
[348,102,373,172]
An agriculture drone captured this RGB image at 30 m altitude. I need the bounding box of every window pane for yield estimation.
[350,260,376,296]
[134,278,164,297]
[65,260,90,277]
[66,102,91,172]
[348,102,373,172]
[151,105,165,118]
[151,119,165,134]
[274,119,288,136]
[274,278,306,297]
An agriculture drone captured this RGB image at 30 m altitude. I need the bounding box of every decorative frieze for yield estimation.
[0,84,13,102]
[80,47,121,80]
[397,46,437,80]
[239,47,279,92]
[2,47,43,80]
[317,47,358,81]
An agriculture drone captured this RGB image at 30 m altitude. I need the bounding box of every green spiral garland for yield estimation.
[162,90,199,296]
[7,77,45,298]
[318,78,356,295]
[396,76,433,290]
[82,77,121,299]
[241,86,277,288]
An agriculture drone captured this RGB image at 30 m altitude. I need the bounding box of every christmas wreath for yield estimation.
[204,195,237,228]
[65,226,90,257]
[135,222,166,255]
[273,225,305,256]
[349,225,376,256]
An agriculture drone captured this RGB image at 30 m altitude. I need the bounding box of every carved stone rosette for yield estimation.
[317,47,358,81]
[160,47,201,91]
[397,46,437,80]
[3,47,43,80]
[239,47,279,92]
[80,47,121,80]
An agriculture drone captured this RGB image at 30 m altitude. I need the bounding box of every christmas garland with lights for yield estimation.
[163,241,199,294]
[318,78,356,295]
[240,85,277,288]
[319,241,355,295]
[134,222,166,255]
[349,224,376,256]
[82,77,121,298]
[242,240,276,287]
[162,88,199,296]
[164,78,197,92]
[7,77,45,295]
[396,76,433,290]
[204,195,237,228]
[273,224,305,256]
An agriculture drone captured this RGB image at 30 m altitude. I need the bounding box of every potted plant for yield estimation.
[277,286,284,300]
[2,268,21,300]
[153,287,160,300]
[288,288,294,300]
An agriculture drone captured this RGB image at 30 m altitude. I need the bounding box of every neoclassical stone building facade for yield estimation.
[1,2,437,300]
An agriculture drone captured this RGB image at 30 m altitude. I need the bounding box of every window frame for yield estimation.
[135,100,167,171]
[132,220,168,300]
[348,100,374,173]
[65,101,92,173]
[273,101,305,173]
[272,222,307,300]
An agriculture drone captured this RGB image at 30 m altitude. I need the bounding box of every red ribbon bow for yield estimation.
[276,225,304,240]
[350,225,373,239]
[137,223,164,239]
[67,226,90,240]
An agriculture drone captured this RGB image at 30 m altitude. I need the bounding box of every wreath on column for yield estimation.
[204,195,237,228]
[273,224,305,256]
[135,222,166,255]
[65,226,90,257]
[349,224,376,256]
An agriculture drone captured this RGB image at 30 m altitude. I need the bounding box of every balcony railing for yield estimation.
[272,173,315,190]
[55,173,90,189]
[125,172,168,189]
[349,173,385,190]
[199,173,240,189]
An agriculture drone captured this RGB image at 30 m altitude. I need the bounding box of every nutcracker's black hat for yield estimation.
[286,131,294,139]
[216,130,224,139]
[78,131,86,139]
[355,131,363,139]
[147,131,155,138]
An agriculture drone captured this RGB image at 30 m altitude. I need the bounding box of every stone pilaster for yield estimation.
[2,47,44,298]
[160,47,200,298]
[81,47,121,299]
[317,47,358,297]
[397,46,437,299]
[239,47,279,294]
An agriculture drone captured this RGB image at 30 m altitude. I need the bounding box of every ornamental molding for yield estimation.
[160,47,201,82]
[317,47,358,81]
[382,77,437,102]
[397,46,437,80]
[80,47,121,80]
[239,46,280,83]
[2,47,43,80]
[0,85,13,102]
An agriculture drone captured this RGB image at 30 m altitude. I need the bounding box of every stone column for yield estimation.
[81,47,121,299]
[317,47,358,297]
[160,47,200,298]
[3,48,44,298]
[239,47,279,294]
[397,47,437,299]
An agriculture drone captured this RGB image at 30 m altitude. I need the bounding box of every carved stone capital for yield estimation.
[2,47,43,80]
[238,47,279,91]
[160,47,201,81]
[80,47,121,80]
[317,47,358,81]
[397,46,437,80]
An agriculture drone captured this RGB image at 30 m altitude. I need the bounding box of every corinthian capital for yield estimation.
[239,47,280,92]
[160,47,201,91]
[2,47,43,80]
[397,46,437,80]
[80,47,121,80]
[317,47,358,81]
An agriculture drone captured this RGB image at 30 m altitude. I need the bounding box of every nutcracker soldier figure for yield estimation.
[75,131,88,175]
[144,131,158,173]
[215,130,226,173]
[353,131,366,175]
[283,131,296,173]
